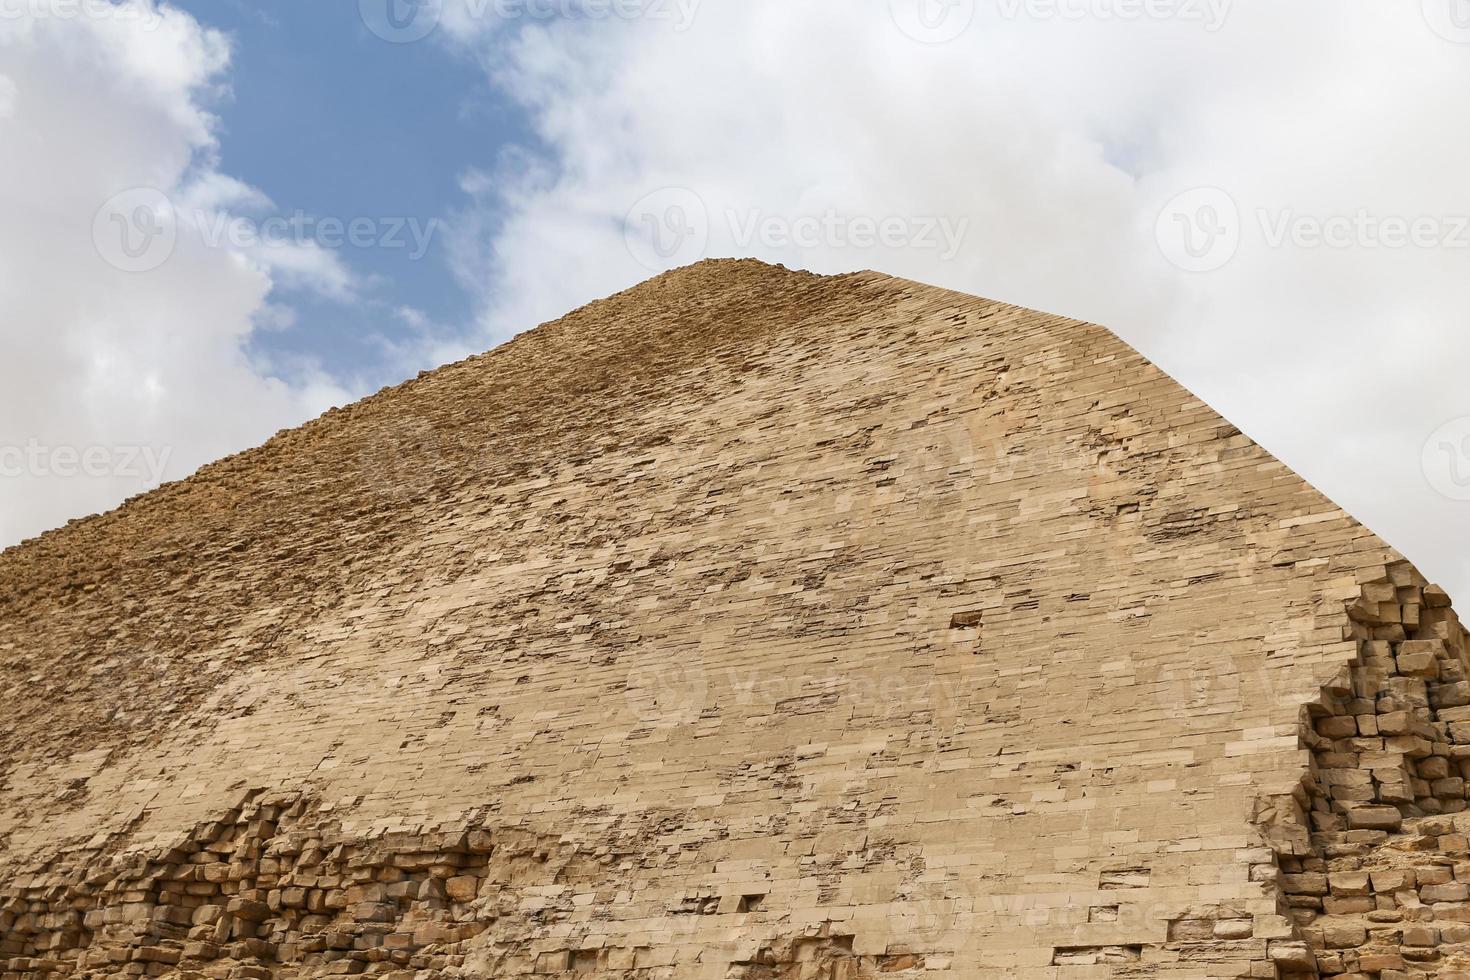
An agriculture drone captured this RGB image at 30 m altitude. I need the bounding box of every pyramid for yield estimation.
[2,260,1466,980]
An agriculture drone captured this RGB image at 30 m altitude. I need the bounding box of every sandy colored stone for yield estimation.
[0,260,1468,979]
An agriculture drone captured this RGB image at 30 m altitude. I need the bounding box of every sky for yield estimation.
[162,0,501,375]
[3,0,1470,600]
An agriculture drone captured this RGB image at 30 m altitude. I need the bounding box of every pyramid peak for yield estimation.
[0,261,1457,980]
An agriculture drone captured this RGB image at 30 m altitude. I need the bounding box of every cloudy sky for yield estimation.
[3,0,1470,597]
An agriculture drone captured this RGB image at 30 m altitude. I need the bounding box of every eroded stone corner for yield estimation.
[1250,560,1470,979]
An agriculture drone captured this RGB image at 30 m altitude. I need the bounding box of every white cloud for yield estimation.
[175,174,363,302]
[440,0,1470,598]
[0,1,353,547]
[239,239,359,303]
[9,0,1468,607]
[176,171,273,214]
[394,305,432,331]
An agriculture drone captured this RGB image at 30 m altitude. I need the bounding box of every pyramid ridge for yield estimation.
[1,263,1465,980]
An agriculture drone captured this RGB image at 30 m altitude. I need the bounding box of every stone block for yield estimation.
[1346,806,1403,832]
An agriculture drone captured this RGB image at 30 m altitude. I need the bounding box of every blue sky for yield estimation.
[168,0,525,389]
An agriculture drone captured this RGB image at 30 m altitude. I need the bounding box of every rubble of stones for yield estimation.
[1,794,607,980]
[1258,562,1470,979]
[0,793,922,980]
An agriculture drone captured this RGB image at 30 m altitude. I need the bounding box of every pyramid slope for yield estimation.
[0,260,866,794]
[1,260,1466,979]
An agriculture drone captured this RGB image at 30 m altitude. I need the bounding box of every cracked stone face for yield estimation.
[0,259,1461,979]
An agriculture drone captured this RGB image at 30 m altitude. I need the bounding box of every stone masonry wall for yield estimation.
[16,557,1465,980]
[0,790,946,980]
[1255,561,1470,979]
[0,261,1453,978]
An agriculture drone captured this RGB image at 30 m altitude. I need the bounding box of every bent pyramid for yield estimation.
[2,260,1467,980]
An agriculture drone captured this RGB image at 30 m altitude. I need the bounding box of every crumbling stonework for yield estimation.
[1249,562,1470,978]
[0,260,1460,977]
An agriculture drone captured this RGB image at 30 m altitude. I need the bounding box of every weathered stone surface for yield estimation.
[0,260,1467,978]
[1347,806,1406,832]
